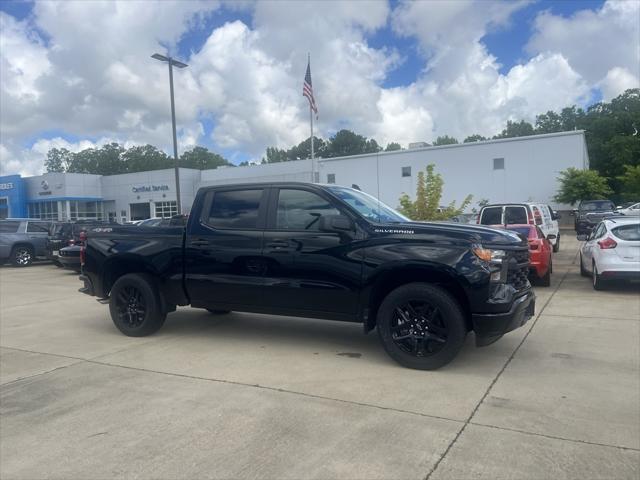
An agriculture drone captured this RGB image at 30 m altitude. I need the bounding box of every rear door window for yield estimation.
[0,221,20,233]
[504,206,527,224]
[26,222,50,233]
[206,189,264,229]
[612,224,640,241]
[480,207,502,225]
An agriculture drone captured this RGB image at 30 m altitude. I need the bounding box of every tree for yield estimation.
[463,134,486,143]
[67,143,126,175]
[180,146,229,170]
[398,164,472,221]
[385,142,402,151]
[432,135,459,146]
[45,148,73,172]
[288,136,327,160]
[535,111,563,134]
[122,145,171,172]
[264,147,288,163]
[324,129,381,158]
[554,168,612,205]
[494,120,535,139]
[617,165,640,201]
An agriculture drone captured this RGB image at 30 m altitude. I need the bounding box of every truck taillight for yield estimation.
[597,237,617,249]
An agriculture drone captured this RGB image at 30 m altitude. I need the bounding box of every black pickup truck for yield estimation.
[574,199,617,235]
[79,183,535,370]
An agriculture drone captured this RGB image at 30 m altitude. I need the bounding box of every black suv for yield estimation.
[574,200,617,235]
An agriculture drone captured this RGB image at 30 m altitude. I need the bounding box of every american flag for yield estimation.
[303,59,318,115]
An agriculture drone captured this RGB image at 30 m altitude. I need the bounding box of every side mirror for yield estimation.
[576,234,588,241]
[547,234,557,240]
[551,210,561,220]
[319,214,353,232]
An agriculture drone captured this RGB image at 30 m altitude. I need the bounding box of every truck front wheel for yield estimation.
[376,283,467,370]
[109,273,166,337]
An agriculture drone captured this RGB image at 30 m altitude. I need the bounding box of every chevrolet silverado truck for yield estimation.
[79,183,535,370]
[574,199,617,235]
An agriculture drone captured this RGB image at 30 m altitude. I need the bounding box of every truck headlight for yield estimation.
[472,247,507,263]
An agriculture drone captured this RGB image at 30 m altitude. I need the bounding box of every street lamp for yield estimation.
[151,53,188,214]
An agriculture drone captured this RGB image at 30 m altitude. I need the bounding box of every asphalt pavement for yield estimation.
[1,235,638,479]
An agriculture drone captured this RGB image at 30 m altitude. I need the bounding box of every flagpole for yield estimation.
[310,103,315,182]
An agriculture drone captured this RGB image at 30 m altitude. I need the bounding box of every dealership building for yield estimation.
[0,130,589,222]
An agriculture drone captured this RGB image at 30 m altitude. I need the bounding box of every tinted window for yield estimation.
[505,206,528,224]
[612,224,640,241]
[580,200,615,211]
[480,207,502,225]
[26,222,50,233]
[208,189,263,229]
[0,221,20,233]
[591,223,606,239]
[276,189,340,231]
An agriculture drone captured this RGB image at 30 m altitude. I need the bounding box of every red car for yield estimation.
[492,224,553,286]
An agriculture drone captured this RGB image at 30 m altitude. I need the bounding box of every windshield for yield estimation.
[327,186,410,223]
[580,200,614,211]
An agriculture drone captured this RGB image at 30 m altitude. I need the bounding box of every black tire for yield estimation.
[579,253,589,277]
[553,234,560,253]
[206,309,231,315]
[109,273,166,337]
[376,283,467,370]
[10,245,34,267]
[539,263,551,287]
[592,262,606,291]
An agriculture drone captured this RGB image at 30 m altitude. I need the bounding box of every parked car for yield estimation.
[493,224,553,286]
[0,219,52,266]
[578,217,640,290]
[78,182,535,370]
[57,244,82,272]
[617,202,640,216]
[478,203,561,252]
[46,220,113,265]
[573,199,617,235]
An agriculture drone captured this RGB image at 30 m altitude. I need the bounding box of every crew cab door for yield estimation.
[261,187,362,317]
[184,187,268,310]
[26,221,51,256]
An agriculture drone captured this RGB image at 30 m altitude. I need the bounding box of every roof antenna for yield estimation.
[351,184,361,191]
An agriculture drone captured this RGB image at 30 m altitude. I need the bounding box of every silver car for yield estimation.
[0,219,52,267]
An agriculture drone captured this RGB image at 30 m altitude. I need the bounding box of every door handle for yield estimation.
[190,239,210,246]
[266,240,290,249]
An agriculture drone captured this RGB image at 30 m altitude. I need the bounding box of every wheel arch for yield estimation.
[363,265,472,333]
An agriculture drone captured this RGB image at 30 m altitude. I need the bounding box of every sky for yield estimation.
[1,0,638,176]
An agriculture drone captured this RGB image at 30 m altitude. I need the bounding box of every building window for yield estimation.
[28,201,59,220]
[67,200,103,220]
[327,174,336,184]
[402,166,411,177]
[493,158,505,170]
[121,210,127,217]
[155,201,178,218]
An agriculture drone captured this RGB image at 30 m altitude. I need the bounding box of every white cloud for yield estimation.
[0,0,637,177]
[527,0,640,95]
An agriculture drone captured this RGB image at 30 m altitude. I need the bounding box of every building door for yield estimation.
[130,203,151,221]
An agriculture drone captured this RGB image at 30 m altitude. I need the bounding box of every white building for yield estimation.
[0,130,588,221]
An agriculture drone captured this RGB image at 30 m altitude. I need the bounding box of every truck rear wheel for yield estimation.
[109,273,166,337]
[10,245,34,267]
[376,283,467,370]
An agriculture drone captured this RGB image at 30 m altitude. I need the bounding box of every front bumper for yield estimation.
[472,290,536,346]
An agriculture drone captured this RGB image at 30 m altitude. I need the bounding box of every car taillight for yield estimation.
[597,237,617,249]
[527,210,534,225]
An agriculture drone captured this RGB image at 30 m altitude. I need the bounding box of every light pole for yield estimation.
[151,53,188,214]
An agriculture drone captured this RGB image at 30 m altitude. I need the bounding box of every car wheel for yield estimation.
[206,309,231,314]
[109,273,167,337]
[592,262,606,291]
[376,283,467,370]
[539,263,551,287]
[579,253,589,277]
[10,245,34,267]
[553,234,560,253]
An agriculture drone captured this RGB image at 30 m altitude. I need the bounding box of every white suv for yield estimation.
[579,217,640,290]
[478,203,561,252]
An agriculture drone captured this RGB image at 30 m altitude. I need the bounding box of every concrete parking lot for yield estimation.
[1,235,638,479]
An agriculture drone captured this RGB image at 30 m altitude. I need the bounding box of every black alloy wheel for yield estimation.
[377,283,467,370]
[109,273,166,336]
[11,246,33,267]
[390,301,448,357]
[114,286,147,328]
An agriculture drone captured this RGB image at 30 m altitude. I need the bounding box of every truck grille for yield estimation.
[507,248,530,291]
